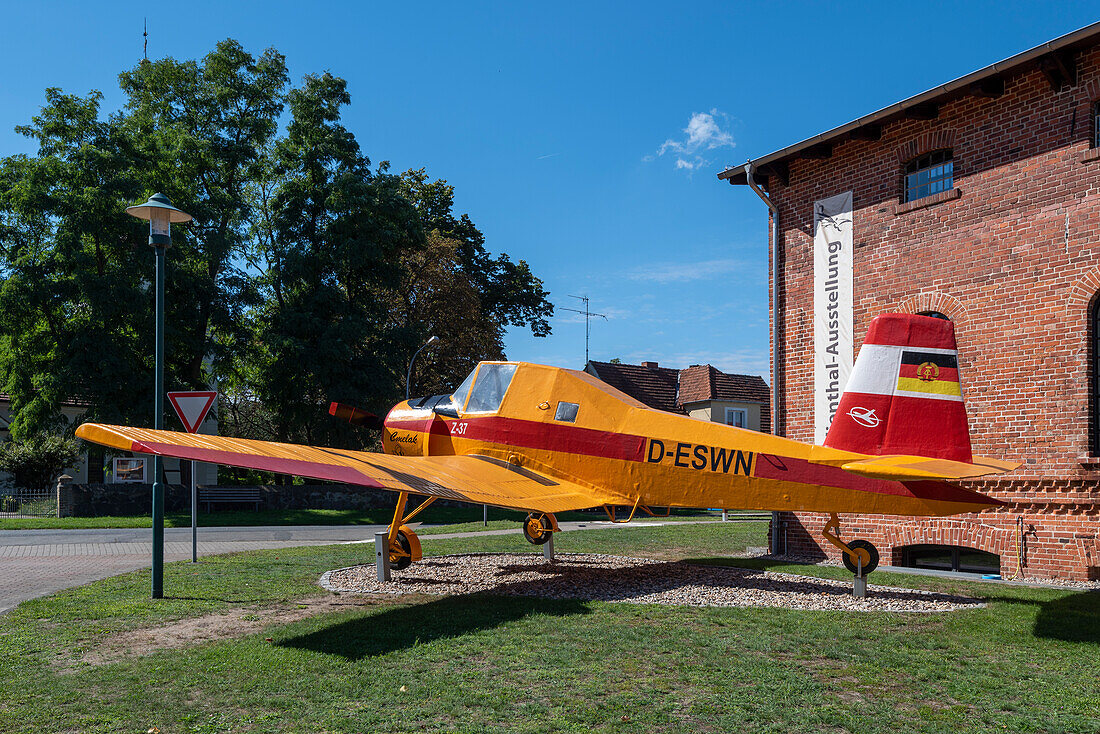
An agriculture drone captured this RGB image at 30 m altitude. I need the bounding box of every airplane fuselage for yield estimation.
[383,362,998,517]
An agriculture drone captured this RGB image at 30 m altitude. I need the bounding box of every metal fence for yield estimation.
[0,487,57,518]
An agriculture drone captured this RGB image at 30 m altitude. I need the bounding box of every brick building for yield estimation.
[720,23,1100,580]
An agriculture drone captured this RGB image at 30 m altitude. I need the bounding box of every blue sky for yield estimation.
[2,1,1097,377]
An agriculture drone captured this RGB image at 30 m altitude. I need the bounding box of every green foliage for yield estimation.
[0,40,553,447]
[0,432,80,489]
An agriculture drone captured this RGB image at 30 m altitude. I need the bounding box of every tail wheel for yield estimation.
[388,525,422,570]
[842,539,880,575]
[523,513,553,545]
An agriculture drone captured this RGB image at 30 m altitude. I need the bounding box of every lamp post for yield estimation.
[125,193,192,599]
[405,335,440,400]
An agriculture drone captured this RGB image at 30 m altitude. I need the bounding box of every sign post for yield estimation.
[167,391,218,563]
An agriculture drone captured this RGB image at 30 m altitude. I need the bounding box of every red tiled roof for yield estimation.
[586,360,770,424]
[677,365,714,405]
[586,361,682,413]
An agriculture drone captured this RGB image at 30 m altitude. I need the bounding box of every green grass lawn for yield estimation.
[0,522,1097,733]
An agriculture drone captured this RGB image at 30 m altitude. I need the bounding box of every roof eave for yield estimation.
[718,20,1100,186]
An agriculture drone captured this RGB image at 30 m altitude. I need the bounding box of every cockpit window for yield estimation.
[449,368,477,411]
[464,363,517,414]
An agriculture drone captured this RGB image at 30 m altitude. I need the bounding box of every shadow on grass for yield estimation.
[278,593,590,660]
[701,556,1100,646]
[1031,590,1100,644]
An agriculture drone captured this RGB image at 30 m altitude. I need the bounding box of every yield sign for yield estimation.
[167,391,218,434]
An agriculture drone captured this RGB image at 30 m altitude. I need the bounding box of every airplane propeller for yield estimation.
[328,402,385,431]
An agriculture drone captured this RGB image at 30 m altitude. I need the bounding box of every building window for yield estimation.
[900,544,1000,574]
[112,457,148,483]
[917,310,950,320]
[903,149,953,203]
[724,408,747,428]
[1093,296,1100,455]
[1094,102,1100,148]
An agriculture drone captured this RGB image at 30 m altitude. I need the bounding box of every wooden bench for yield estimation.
[197,487,263,513]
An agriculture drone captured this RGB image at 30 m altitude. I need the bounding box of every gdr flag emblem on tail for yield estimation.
[823,314,973,463]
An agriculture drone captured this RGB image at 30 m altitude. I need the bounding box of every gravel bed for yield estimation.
[320,553,984,613]
[777,552,1100,590]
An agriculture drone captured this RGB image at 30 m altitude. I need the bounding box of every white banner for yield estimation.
[813,191,854,444]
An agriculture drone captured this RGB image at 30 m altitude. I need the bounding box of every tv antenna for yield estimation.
[141,18,149,65]
[559,295,607,364]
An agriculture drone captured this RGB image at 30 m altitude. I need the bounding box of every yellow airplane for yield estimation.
[76,313,1016,574]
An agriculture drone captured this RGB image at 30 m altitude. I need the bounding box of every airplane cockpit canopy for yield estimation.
[465,363,517,413]
[452,362,517,414]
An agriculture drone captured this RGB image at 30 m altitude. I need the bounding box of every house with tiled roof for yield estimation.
[584,360,771,432]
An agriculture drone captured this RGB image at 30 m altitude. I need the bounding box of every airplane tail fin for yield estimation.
[824,313,974,463]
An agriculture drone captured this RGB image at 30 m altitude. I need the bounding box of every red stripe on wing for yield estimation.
[133,440,380,487]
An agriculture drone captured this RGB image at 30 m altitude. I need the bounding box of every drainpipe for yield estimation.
[745,160,784,556]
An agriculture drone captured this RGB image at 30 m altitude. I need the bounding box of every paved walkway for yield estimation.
[0,525,391,615]
[0,520,725,614]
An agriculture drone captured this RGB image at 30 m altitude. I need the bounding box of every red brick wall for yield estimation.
[763,47,1100,580]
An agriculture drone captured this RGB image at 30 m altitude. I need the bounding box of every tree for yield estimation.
[0,432,81,490]
[247,73,419,446]
[387,171,554,398]
[0,40,554,452]
[0,88,147,438]
[116,40,288,391]
[0,41,288,438]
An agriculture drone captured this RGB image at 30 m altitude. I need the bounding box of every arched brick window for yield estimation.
[917,310,950,320]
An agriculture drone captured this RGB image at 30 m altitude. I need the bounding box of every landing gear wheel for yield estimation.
[842,539,880,576]
[523,514,553,545]
[388,526,422,570]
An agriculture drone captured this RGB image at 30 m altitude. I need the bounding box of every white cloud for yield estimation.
[651,109,735,172]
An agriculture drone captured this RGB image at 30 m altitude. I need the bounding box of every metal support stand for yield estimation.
[853,555,866,598]
[721,509,728,522]
[375,531,391,582]
[483,504,488,526]
[543,533,555,562]
[191,459,198,563]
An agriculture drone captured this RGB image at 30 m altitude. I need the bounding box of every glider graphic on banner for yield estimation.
[813,191,854,444]
[167,391,217,434]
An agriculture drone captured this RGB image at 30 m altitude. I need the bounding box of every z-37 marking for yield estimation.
[646,438,754,476]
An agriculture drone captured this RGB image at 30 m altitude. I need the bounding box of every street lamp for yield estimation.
[406,335,440,400]
[125,193,192,599]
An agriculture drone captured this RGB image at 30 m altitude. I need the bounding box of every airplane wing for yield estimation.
[820,453,1020,482]
[76,423,621,514]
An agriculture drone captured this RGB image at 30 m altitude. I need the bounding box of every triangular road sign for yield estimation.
[167,391,218,434]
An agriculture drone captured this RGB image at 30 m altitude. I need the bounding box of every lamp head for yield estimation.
[125,193,193,247]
